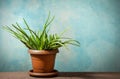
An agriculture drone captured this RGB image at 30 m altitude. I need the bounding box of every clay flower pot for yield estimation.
[28,49,58,73]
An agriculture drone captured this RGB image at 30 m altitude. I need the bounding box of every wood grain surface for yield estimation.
[0,72,120,79]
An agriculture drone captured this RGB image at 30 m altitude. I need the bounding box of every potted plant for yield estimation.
[3,12,80,77]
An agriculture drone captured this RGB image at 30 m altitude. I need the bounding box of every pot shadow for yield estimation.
[29,72,120,79]
[57,72,120,79]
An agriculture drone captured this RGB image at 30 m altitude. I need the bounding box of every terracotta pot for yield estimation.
[28,49,58,73]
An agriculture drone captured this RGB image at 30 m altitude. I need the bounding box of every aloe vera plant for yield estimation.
[3,13,80,50]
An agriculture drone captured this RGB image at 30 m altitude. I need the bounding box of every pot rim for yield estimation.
[28,49,59,55]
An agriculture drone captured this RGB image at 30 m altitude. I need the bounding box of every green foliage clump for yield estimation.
[3,13,80,50]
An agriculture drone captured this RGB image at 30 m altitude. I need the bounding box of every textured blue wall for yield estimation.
[0,0,120,72]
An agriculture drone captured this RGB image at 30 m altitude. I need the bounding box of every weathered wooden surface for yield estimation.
[0,72,120,79]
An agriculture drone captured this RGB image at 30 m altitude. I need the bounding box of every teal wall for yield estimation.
[0,0,120,72]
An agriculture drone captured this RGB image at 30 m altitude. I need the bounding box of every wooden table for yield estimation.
[0,72,120,79]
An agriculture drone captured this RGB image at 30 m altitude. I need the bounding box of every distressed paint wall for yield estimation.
[0,0,120,72]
